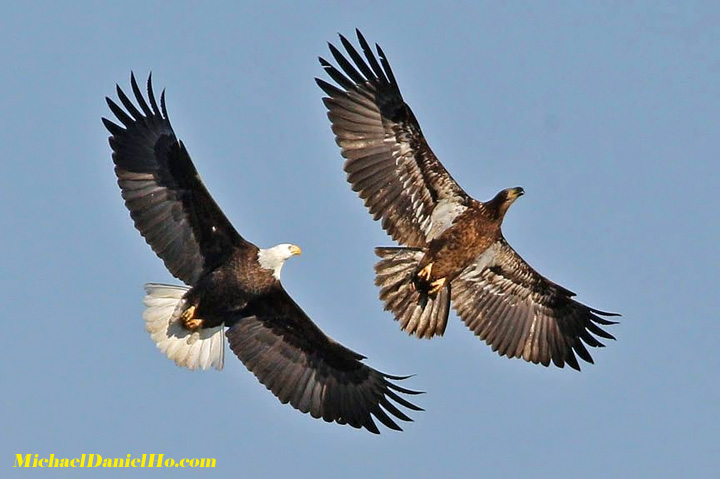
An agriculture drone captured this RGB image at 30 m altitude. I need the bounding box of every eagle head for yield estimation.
[257,243,302,279]
[489,187,524,219]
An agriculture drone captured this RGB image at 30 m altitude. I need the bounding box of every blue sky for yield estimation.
[3,2,719,478]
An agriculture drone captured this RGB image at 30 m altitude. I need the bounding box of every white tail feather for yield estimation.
[142,283,225,371]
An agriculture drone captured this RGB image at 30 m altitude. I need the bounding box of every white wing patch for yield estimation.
[426,199,467,242]
[457,242,501,281]
[143,283,225,371]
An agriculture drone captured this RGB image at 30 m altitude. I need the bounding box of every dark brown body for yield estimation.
[184,245,274,329]
[417,203,500,285]
[415,191,516,291]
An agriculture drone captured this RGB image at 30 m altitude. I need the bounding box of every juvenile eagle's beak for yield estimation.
[289,244,302,256]
[509,187,525,200]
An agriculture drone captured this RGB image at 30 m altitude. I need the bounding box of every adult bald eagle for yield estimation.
[103,73,421,433]
[316,30,618,371]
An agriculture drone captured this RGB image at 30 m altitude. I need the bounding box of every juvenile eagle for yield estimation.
[316,30,618,371]
[103,73,421,433]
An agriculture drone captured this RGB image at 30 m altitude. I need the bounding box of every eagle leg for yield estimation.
[180,305,204,331]
[428,277,447,295]
[417,263,433,281]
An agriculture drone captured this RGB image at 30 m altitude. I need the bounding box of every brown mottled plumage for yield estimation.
[103,73,422,433]
[416,190,521,289]
[317,30,619,371]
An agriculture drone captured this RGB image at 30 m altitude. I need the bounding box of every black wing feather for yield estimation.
[317,30,469,247]
[339,33,376,80]
[451,239,619,371]
[104,73,251,285]
[225,287,422,433]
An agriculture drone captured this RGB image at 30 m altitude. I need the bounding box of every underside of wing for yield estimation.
[317,30,469,247]
[451,239,619,370]
[103,73,251,285]
[225,287,422,433]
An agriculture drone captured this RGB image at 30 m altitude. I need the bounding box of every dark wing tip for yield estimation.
[353,371,424,433]
[146,73,161,116]
[375,43,387,57]
[382,375,425,413]
[591,307,622,318]
[382,373,425,395]
[101,116,123,136]
[566,357,583,372]
[160,88,169,119]
[353,372,424,433]
[355,28,367,44]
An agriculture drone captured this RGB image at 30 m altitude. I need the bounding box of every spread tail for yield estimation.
[374,247,450,339]
[143,283,225,370]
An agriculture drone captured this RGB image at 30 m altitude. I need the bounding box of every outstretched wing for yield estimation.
[103,73,252,285]
[317,30,470,248]
[226,286,423,434]
[450,239,619,371]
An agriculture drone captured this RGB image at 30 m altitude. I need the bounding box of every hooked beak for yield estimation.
[510,187,525,199]
[289,245,302,256]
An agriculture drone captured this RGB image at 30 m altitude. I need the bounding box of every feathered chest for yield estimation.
[423,207,501,279]
[228,248,278,294]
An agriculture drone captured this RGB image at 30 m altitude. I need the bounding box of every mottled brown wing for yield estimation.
[103,73,252,285]
[450,239,619,371]
[317,30,470,247]
[225,286,422,434]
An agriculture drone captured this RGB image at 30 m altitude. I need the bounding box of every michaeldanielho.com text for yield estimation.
[14,454,216,468]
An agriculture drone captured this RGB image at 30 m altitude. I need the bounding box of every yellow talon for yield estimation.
[417,263,433,282]
[180,305,203,331]
[428,277,447,295]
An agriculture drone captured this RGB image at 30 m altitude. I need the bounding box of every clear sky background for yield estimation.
[3,2,719,478]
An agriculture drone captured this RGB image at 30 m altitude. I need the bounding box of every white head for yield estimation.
[257,243,302,280]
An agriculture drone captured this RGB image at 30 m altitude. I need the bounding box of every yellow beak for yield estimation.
[289,245,302,256]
